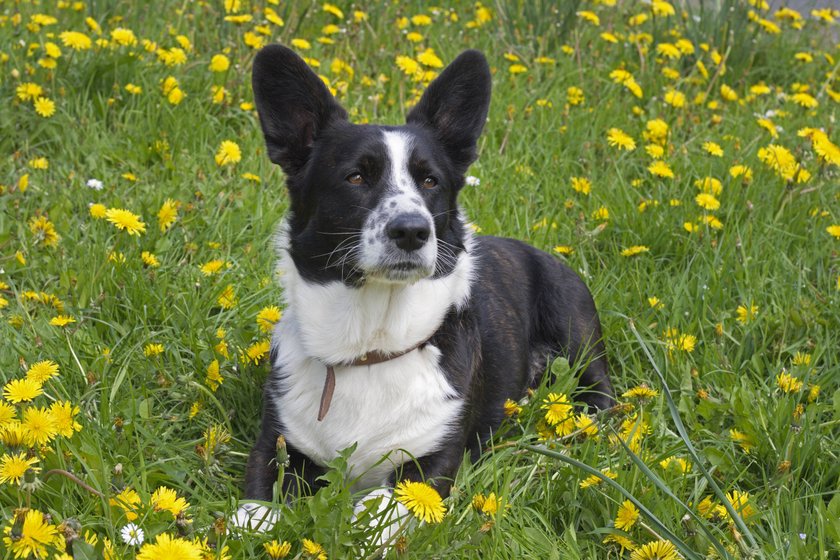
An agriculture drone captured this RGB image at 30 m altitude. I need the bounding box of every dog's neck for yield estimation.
[274,221,474,365]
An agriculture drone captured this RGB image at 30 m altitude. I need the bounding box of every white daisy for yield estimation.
[465,175,480,186]
[86,178,104,190]
[120,522,144,546]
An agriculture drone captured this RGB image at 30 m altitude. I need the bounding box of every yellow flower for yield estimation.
[702,141,724,157]
[622,384,659,399]
[758,144,809,183]
[648,160,674,178]
[257,306,282,332]
[720,84,739,101]
[323,3,344,18]
[206,359,223,391]
[3,378,43,403]
[416,48,443,68]
[29,216,60,247]
[541,392,575,433]
[16,82,43,101]
[141,251,160,268]
[607,128,636,151]
[26,360,59,383]
[264,540,292,559]
[34,97,56,118]
[790,92,817,109]
[0,453,39,485]
[60,30,92,50]
[157,199,179,232]
[659,456,691,473]
[218,284,237,309]
[553,245,574,256]
[663,89,685,107]
[50,401,82,437]
[210,54,230,72]
[567,86,585,106]
[508,64,527,74]
[695,193,720,211]
[244,339,271,364]
[110,487,142,521]
[200,260,228,276]
[725,490,757,522]
[50,315,76,327]
[394,480,446,523]
[151,486,190,517]
[291,38,311,50]
[592,206,610,221]
[729,429,754,453]
[621,245,649,257]
[301,538,327,560]
[22,406,59,445]
[729,164,753,182]
[215,140,242,166]
[144,343,164,357]
[736,303,758,324]
[577,10,600,25]
[90,203,107,218]
[630,539,679,560]
[106,208,146,235]
[2,510,62,559]
[111,27,138,46]
[776,371,803,393]
[579,468,617,489]
[615,500,639,531]
[137,533,203,560]
[827,225,840,239]
[503,398,522,416]
[570,177,591,195]
[574,413,599,438]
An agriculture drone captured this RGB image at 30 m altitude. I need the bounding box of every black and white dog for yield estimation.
[234,45,614,532]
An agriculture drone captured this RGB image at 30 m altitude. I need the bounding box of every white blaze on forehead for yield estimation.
[382,130,416,192]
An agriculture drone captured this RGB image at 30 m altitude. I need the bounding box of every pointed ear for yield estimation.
[252,44,348,176]
[406,50,491,174]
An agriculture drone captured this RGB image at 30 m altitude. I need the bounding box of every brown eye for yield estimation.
[346,173,364,185]
[422,176,438,189]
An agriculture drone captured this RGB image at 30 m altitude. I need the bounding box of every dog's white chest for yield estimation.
[271,342,463,488]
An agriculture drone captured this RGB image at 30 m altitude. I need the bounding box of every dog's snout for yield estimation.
[386,214,431,252]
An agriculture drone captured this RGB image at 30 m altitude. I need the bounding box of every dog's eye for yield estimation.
[422,176,438,189]
[346,173,364,186]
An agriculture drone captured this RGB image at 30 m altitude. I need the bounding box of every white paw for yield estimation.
[230,503,279,532]
[352,489,409,552]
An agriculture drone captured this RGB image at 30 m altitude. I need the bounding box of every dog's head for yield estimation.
[252,46,491,286]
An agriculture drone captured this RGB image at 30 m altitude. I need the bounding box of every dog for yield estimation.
[233,45,615,534]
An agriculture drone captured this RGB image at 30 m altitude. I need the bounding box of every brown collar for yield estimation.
[317,338,431,421]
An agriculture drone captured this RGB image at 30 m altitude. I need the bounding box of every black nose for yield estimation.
[386,214,431,252]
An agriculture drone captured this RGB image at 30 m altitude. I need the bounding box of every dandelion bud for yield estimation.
[276,435,289,467]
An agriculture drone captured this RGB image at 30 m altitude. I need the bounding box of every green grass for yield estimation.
[1,1,839,558]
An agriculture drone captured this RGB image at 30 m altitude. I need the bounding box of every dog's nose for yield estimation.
[386,214,431,252]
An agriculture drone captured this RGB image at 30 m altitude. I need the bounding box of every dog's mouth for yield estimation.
[365,259,434,283]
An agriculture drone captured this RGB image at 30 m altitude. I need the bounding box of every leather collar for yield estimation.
[317,338,431,421]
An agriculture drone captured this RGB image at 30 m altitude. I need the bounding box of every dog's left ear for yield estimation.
[406,50,491,175]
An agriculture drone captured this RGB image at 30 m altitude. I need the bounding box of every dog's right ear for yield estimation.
[252,44,347,177]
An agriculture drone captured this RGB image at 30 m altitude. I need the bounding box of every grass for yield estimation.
[1,0,840,558]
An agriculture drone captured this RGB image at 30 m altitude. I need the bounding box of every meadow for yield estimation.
[2,0,840,558]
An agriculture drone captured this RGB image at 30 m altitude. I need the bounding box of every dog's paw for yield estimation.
[230,503,279,533]
[352,489,409,553]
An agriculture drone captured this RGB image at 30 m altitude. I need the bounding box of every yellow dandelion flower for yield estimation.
[215,140,242,166]
[579,468,617,489]
[111,487,142,521]
[567,86,585,106]
[622,384,659,399]
[604,533,637,553]
[301,538,327,560]
[60,31,92,50]
[729,164,753,182]
[553,245,574,256]
[3,378,43,403]
[49,401,82,437]
[776,371,803,393]
[790,92,817,109]
[702,141,724,157]
[111,27,138,46]
[245,339,271,365]
[503,398,522,417]
[570,176,591,195]
[541,392,574,430]
[621,245,649,257]
[577,10,600,25]
[90,203,107,218]
[264,540,292,559]
[34,97,56,118]
[257,306,282,333]
[0,453,40,485]
[137,533,203,560]
[574,413,599,437]
[725,490,757,522]
[615,500,639,531]
[394,480,446,523]
[151,486,190,517]
[144,343,164,357]
[607,128,636,151]
[50,315,76,327]
[2,510,62,559]
[22,406,59,445]
[106,208,146,235]
[695,193,720,211]
[720,84,739,101]
[660,456,691,473]
[210,54,230,73]
[206,359,223,391]
[736,303,758,324]
[16,82,43,101]
[200,260,228,276]
[729,429,754,453]
[663,89,685,108]
[141,251,160,268]
[630,539,679,560]
[828,225,840,239]
[648,160,674,178]
[25,360,59,383]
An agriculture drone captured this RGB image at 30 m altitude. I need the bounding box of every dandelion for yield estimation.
[2,510,62,559]
[570,177,591,195]
[0,453,39,485]
[218,284,237,309]
[110,487,142,521]
[659,456,691,473]
[50,315,76,327]
[49,401,82,437]
[567,86,585,106]
[151,486,190,517]
[730,429,754,453]
[736,303,758,324]
[720,84,739,101]
[503,398,522,416]
[215,140,242,166]
[158,199,179,232]
[29,216,60,247]
[200,260,227,276]
[648,160,674,178]
[702,142,724,157]
[264,540,292,559]
[607,128,636,151]
[776,371,803,393]
[60,30,92,50]
[828,225,840,239]
[3,378,43,403]
[725,490,757,522]
[663,89,685,107]
[615,500,639,531]
[622,384,659,399]
[16,82,43,101]
[621,245,649,257]
[121,523,145,546]
[106,208,146,235]
[90,203,107,218]
[245,339,270,364]
[111,27,138,46]
[790,93,818,109]
[210,54,230,73]
[257,306,282,332]
[604,533,637,553]
[553,245,574,256]
[205,360,223,391]
[141,252,160,268]
[695,193,720,211]
[395,480,446,523]
[630,539,679,560]
[730,164,753,182]
[144,343,164,357]
[541,392,575,434]
[34,97,56,118]
[22,406,59,445]
[579,468,617,489]
[136,533,203,560]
